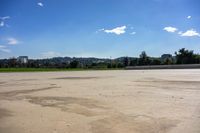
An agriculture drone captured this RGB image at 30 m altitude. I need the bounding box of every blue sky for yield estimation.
[0,0,200,59]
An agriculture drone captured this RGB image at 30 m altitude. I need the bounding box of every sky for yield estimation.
[0,0,200,59]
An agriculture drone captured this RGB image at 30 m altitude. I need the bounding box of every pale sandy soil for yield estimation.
[0,69,200,133]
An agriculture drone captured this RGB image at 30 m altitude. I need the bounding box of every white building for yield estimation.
[17,56,28,64]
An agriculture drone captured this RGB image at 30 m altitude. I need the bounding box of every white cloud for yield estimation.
[178,31,183,35]
[41,51,61,58]
[0,16,10,27]
[37,2,44,7]
[98,28,104,31]
[0,45,6,48]
[96,28,105,33]
[0,45,11,53]
[179,29,200,37]
[163,26,178,33]
[0,21,4,27]
[7,38,20,45]
[104,26,127,35]
[0,16,10,20]
[0,48,11,53]
[130,32,136,35]
[187,16,191,19]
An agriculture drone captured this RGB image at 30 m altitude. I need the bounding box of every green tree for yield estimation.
[151,58,161,65]
[123,57,129,67]
[70,60,79,68]
[194,54,200,63]
[117,63,124,68]
[163,58,173,65]
[175,48,195,64]
[8,58,17,68]
[138,51,150,65]
[130,58,138,66]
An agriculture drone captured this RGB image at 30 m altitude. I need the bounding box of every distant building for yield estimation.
[161,54,172,60]
[161,54,172,59]
[17,56,28,64]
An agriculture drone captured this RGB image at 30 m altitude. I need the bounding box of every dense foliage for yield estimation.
[0,48,200,69]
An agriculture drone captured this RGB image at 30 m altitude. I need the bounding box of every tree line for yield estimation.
[0,48,200,69]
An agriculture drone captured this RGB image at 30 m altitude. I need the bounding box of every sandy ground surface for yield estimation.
[0,69,200,133]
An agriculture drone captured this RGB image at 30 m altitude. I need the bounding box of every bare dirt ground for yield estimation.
[0,69,200,133]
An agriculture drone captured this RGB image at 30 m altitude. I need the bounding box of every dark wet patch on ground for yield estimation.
[14,79,38,81]
[0,108,12,119]
[134,79,200,84]
[0,86,60,99]
[133,79,200,90]
[90,114,179,133]
[26,96,108,117]
[0,82,41,88]
[0,82,6,85]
